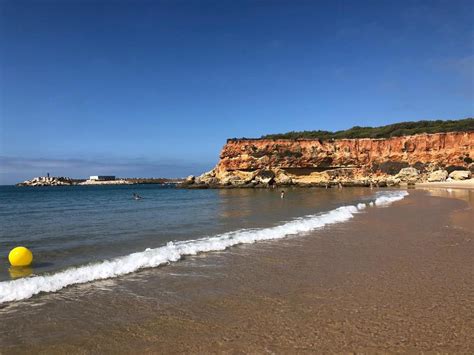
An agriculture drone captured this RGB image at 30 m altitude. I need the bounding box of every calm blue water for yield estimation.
[0,185,377,282]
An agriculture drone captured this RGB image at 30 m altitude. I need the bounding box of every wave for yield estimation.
[0,190,408,303]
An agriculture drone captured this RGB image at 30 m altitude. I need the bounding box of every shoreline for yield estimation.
[0,190,406,304]
[1,189,473,352]
[14,175,474,189]
[415,179,474,189]
[182,180,474,189]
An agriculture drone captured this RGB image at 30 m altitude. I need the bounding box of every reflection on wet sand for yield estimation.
[421,188,474,232]
[216,187,376,222]
[8,267,33,279]
[422,187,474,205]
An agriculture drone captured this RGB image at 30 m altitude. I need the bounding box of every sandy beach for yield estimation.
[416,179,474,189]
[2,0,473,353]
[0,188,473,353]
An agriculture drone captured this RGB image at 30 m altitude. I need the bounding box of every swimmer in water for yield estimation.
[280,191,285,199]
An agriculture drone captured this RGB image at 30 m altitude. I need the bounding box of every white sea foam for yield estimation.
[374,190,408,206]
[0,190,408,303]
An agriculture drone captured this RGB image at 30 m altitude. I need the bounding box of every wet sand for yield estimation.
[1,189,473,353]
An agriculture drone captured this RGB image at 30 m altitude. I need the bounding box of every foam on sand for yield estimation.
[0,190,408,303]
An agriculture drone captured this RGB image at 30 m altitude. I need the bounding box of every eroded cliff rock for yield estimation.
[188,131,474,188]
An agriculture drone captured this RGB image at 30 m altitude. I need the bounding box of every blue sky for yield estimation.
[0,0,473,184]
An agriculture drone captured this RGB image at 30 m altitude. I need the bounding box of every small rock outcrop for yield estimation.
[254,170,275,185]
[427,170,448,182]
[274,169,293,185]
[469,163,474,173]
[395,167,419,182]
[448,170,472,180]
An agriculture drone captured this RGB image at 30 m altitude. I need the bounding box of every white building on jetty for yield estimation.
[89,175,116,181]
[80,175,129,185]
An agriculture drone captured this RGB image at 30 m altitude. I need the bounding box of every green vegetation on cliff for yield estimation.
[260,118,474,140]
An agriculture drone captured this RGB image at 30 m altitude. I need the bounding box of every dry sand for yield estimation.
[416,179,474,189]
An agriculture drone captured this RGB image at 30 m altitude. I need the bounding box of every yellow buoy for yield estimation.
[9,246,33,267]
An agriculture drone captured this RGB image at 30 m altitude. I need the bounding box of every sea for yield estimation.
[0,185,408,304]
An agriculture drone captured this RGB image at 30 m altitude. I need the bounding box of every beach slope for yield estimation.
[0,189,473,353]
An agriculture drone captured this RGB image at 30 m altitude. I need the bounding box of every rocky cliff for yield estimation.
[188,131,474,188]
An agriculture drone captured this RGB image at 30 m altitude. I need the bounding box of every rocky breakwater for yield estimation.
[184,131,474,188]
[17,176,77,186]
[79,178,131,185]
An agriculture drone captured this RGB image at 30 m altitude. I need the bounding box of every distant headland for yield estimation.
[184,118,474,189]
[16,175,183,187]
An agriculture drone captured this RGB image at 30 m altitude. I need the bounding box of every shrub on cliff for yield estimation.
[261,118,474,140]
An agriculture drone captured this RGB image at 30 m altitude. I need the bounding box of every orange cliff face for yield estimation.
[184,131,474,187]
[215,131,474,175]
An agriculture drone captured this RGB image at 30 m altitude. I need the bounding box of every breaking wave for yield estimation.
[0,190,408,303]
